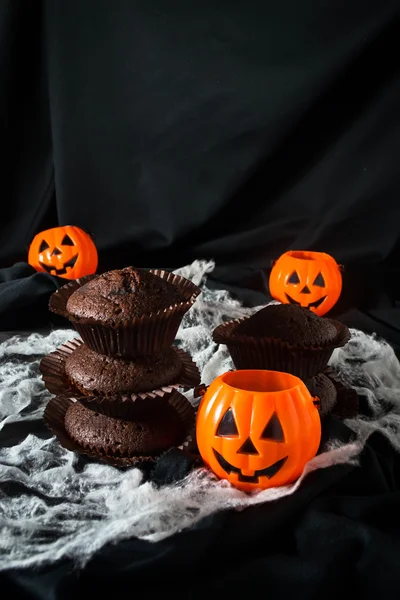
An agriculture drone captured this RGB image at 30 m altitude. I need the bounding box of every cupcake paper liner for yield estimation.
[76,388,194,420]
[43,390,195,467]
[48,270,200,359]
[213,316,350,379]
[40,338,200,401]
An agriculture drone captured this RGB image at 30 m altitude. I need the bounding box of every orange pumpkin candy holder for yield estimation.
[196,370,321,492]
[28,226,98,280]
[269,250,342,316]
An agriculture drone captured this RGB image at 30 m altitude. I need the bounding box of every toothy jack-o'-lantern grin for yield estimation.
[196,370,321,492]
[269,250,343,316]
[28,226,98,280]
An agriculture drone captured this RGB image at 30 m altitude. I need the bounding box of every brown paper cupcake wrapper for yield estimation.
[213,316,350,379]
[43,390,195,467]
[48,270,201,358]
[40,338,200,402]
[75,388,195,420]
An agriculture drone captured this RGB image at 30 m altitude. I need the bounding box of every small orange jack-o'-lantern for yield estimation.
[269,250,342,316]
[28,226,98,280]
[196,370,321,492]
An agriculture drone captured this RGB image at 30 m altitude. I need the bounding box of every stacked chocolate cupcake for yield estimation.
[213,304,358,418]
[41,267,201,466]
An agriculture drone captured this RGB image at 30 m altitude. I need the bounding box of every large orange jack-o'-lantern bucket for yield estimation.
[28,226,98,280]
[269,250,343,316]
[196,370,321,492]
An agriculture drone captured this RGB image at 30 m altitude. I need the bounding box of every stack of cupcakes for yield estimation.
[41,267,201,466]
[212,303,358,418]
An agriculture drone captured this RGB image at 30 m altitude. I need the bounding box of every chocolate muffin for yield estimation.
[66,266,186,323]
[213,303,350,378]
[49,267,201,358]
[304,373,337,417]
[64,400,183,457]
[64,343,182,396]
[323,368,359,419]
[235,304,338,347]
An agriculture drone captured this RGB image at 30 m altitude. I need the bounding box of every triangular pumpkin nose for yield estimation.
[51,248,62,256]
[301,285,311,294]
[237,438,259,455]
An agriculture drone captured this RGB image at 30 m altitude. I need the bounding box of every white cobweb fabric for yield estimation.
[1,260,400,570]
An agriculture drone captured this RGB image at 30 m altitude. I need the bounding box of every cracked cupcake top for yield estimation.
[66,266,185,322]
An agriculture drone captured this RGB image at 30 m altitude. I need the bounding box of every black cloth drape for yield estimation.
[1,0,400,341]
[1,1,400,277]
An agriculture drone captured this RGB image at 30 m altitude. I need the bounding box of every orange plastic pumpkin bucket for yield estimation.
[269,250,342,316]
[28,225,98,280]
[196,370,321,492]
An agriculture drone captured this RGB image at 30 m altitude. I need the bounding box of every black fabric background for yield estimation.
[1,0,400,344]
[1,0,400,596]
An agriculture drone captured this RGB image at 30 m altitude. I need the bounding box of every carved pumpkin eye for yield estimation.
[313,272,325,287]
[260,412,285,442]
[287,271,300,284]
[61,234,75,246]
[39,240,50,252]
[216,408,239,437]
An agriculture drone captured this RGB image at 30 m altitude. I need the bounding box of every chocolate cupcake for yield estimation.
[235,304,338,345]
[64,343,182,396]
[49,267,201,358]
[44,392,195,465]
[66,267,185,322]
[323,367,360,419]
[304,373,337,417]
[213,304,350,378]
[40,339,200,401]
[64,400,183,457]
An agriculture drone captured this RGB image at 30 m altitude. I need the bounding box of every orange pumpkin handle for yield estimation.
[194,384,208,399]
[312,396,321,407]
